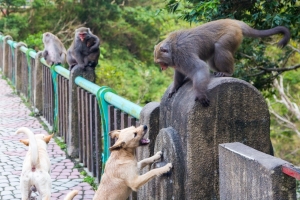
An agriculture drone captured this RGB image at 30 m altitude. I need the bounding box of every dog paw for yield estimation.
[153,151,162,162]
[165,163,173,171]
[160,163,173,175]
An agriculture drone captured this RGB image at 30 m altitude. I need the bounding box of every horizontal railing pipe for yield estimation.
[19,45,28,54]
[7,40,17,47]
[104,92,142,119]
[54,65,70,79]
[75,76,101,95]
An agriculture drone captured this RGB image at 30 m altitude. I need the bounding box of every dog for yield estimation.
[91,125,173,200]
[16,127,53,200]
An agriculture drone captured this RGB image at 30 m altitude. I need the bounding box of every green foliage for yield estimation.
[96,45,173,105]
[23,32,44,51]
[0,0,194,104]
[80,171,97,190]
[54,137,67,151]
[0,14,28,38]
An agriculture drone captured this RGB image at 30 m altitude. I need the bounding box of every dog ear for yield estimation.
[109,141,125,151]
[20,139,29,146]
[43,134,53,144]
[109,130,120,139]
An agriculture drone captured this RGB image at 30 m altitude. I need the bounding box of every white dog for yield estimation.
[16,127,53,200]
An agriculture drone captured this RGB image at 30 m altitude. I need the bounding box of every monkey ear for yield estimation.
[160,47,168,53]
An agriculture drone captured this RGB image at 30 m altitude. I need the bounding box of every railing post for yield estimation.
[3,35,12,78]
[136,102,160,199]
[15,42,27,94]
[33,52,44,114]
[219,142,296,199]
[67,66,95,158]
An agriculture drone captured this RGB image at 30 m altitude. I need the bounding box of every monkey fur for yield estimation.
[154,19,290,107]
[67,27,100,70]
[42,32,67,66]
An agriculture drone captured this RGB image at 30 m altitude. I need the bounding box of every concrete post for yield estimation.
[15,42,27,95]
[2,35,12,78]
[219,142,296,200]
[138,77,273,199]
[33,51,43,114]
[137,102,160,199]
[67,66,95,158]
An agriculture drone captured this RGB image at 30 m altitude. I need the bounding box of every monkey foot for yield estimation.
[195,97,210,107]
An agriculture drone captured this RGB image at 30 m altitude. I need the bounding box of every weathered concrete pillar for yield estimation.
[67,66,95,158]
[33,51,43,114]
[2,35,12,78]
[15,42,27,95]
[137,102,160,199]
[139,77,272,199]
[219,142,296,200]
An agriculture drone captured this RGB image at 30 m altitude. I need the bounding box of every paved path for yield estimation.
[0,75,95,199]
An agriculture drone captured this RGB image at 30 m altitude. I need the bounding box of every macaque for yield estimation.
[67,27,100,70]
[154,19,290,107]
[42,32,67,66]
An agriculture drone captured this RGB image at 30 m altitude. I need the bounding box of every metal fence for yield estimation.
[0,34,143,183]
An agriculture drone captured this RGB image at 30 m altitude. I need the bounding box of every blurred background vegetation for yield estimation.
[0,0,299,166]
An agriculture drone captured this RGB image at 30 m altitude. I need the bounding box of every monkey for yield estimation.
[85,36,100,68]
[42,32,67,66]
[154,19,290,107]
[67,27,100,70]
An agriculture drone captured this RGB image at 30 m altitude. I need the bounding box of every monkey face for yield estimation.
[78,33,87,42]
[42,32,52,43]
[154,42,173,71]
[75,27,92,42]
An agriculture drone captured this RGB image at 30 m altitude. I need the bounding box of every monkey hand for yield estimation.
[195,96,210,107]
[89,46,99,53]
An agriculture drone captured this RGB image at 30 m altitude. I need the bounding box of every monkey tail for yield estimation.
[239,22,290,48]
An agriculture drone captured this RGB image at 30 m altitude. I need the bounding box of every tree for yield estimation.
[0,0,26,17]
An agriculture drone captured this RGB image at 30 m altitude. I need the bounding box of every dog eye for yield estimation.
[134,132,137,137]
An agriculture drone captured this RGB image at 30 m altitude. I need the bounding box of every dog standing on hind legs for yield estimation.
[94,125,172,200]
[16,127,53,200]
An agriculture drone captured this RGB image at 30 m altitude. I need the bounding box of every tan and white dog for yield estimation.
[93,125,173,200]
[16,127,53,200]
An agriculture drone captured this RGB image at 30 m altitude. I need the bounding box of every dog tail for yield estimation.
[16,127,38,168]
[64,190,79,200]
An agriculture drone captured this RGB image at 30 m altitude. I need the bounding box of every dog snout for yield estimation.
[143,125,147,131]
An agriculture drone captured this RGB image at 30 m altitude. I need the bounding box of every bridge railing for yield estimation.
[0,34,143,183]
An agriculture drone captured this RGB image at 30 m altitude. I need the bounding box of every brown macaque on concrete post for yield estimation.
[67,65,95,158]
[15,42,27,94]
[154,19,290,107]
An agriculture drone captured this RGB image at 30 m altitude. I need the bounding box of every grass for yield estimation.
[80,171,98,190]
[54,137,67,151]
